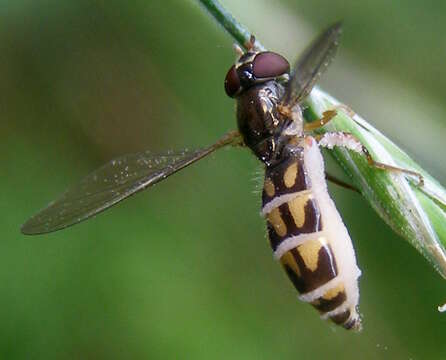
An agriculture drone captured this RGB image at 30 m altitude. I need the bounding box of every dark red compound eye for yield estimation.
[224,64,241,97]
[252,51,290,79]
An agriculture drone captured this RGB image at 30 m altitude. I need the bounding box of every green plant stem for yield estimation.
[197,0,265,51]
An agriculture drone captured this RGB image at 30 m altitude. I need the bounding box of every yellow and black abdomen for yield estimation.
[261,137,361,330]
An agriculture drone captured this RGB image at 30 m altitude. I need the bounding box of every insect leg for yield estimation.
[304,104,356,132]
[304,103,358,133]
[333,103,356,118]
[212,130,244,150]
[325,172,360,193]
[244,34,263,52]
[304,109,338,131]
[317,131,424,186]
[233,43,244,57]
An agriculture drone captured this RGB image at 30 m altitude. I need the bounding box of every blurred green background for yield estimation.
[2,0,446,358]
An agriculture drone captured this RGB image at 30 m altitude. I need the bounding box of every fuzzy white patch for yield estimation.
[318,132,363,154]
[298,276,343,303]
[302,136,362,319]
[274,232,325,259]
[261,191,311,216]
[320,302,359,323]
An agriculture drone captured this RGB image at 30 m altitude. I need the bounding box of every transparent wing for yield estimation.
[282,22,342,107]
[21,132,240,235]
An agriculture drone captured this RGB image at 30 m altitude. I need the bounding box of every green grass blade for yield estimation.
[306,88,446,279]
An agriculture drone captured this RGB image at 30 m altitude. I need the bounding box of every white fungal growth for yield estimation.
[318,132,364,154]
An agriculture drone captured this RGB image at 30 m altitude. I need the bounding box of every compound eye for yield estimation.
[252,52,290,79]
[224,65,241,97]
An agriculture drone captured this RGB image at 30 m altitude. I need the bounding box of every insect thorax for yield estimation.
[236,80,303,166]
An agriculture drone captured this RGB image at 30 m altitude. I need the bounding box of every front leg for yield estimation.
[303,110,337,132]
[303,104,357,132]
[316,131,424,186]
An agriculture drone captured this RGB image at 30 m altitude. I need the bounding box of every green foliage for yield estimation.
[306,90,446,277]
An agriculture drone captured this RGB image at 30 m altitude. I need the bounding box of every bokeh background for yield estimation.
[2,0,446,358]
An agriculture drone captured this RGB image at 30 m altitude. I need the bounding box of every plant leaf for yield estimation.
[306,88,446,279]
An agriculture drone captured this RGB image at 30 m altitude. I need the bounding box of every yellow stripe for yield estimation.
[267,207,287,237]
[288,193,313,228]
[264,177,275,197]
[284,162,298,188]
[322,283,345,300]
[297,237,327,272]
[280,251,301,277]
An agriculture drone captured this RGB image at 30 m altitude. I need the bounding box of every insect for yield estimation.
[21,23,422,330]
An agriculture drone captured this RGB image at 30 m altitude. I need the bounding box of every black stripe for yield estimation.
[262,156,310,207]
[312,290,346,313]
[282,246,338,294]
[267,197,322,251]
[330,309,351,325]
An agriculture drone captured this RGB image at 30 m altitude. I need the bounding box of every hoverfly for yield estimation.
[22,23,422,330]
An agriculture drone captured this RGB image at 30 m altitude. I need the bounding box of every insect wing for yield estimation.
[21,146,216,235]
[282,22,342,107]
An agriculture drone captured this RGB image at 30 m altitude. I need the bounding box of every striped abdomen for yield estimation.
[262,136,362,330]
